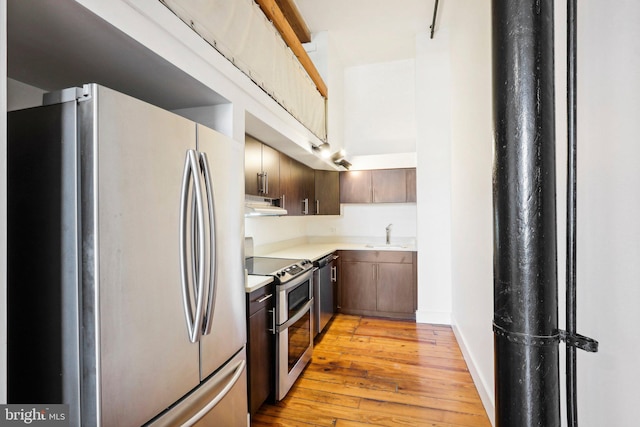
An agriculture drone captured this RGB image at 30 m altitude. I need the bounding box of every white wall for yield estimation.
[245,204,417,251]
[414,29,453,326]
[573,1,640,424]
[444,0,495,422]
[343,59,416,160]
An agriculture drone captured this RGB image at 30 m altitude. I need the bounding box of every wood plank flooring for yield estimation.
[251,314,491,427]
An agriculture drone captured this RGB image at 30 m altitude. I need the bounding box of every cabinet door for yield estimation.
[376,263,415,314]
[372,169,407,203]
[244,136,263,196]
[315,170,340,215]
[332,256,340,312]
[261,143,280,198]
[247,285,274,415]
[301,163,316,214]
[279,154,301,215]
[340,170,372,203]
[406,168,417,203]
[248,306,273,415]
[340,261,377,311]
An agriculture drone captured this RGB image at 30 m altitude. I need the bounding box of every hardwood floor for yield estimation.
[251,314,491,427]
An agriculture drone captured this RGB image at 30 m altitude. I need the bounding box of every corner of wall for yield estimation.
[415,310,451,325]
[451,316,495,426]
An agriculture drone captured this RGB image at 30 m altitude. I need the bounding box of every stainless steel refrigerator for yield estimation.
[7,84,248,426]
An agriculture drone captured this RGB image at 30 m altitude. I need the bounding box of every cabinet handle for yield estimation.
[264,171,269,194]
[281,194,286,209]
[303,198,309,215]
[268,308,276,334]
[255,293,273,303]
[258,172,268,194]
[331,266,337,282]
[316,200,320,215]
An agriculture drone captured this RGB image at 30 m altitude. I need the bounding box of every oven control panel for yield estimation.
[276,260,312,280]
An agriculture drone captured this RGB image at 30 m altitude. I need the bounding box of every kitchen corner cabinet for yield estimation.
[337,250,417,320]
[315,170,340,215]
[245,135,280,198]
[246,283,275,415]
[339,168,416,204]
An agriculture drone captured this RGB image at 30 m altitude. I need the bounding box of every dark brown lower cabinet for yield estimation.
[338,250,417,320]
[340,260,377,311]
[246,283,274,415]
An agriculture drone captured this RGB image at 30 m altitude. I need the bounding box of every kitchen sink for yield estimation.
[365,244,408,249]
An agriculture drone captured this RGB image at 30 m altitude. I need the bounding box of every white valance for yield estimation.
[161,0,327,141]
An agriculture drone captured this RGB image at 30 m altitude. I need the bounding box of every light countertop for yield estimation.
[245,274,273,293]
[244,239,416,293]
[261,241,416,262]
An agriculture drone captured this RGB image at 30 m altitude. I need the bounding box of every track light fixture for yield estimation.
[311,142,331,158]
[330,149,351,170]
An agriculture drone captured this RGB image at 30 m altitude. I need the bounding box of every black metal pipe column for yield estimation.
[492,1,560,426]
[566,0,579,424]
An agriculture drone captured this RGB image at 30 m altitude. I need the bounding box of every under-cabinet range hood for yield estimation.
[244,196,287,216]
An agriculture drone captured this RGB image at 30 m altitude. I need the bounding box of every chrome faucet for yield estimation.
[385,224,392,245]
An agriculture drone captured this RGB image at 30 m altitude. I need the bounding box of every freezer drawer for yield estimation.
[147,348,248,426]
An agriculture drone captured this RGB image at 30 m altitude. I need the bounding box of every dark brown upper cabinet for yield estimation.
[315,170,340,215]
[244,135,280,199]
[245,136,340,215]
[301,163,316,215]
[279,153,303,215]
[339,170,372,203]
[340,168,416,204]
[279,153,321,216]
[406,168,417,203]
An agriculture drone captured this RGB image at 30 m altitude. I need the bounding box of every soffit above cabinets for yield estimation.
[7,0,228,111]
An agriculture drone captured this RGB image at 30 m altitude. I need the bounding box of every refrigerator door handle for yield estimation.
[180,150,207,343]
[199,152,217,335]
[181,359,247,427]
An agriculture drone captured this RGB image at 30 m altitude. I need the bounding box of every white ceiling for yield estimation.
[295,0,435,67]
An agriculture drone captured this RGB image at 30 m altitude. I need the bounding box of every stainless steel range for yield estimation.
[245,256,314,400]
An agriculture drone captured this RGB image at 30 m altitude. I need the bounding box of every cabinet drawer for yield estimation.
[338,250,415,264]
[247,283,274,316]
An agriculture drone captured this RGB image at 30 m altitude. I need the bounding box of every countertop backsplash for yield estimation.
[245,202,417,256]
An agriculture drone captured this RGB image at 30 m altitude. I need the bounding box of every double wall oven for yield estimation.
[245,256,314,400]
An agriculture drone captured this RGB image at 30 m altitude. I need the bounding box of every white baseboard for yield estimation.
[415,310,451,325]
[451,318,495,427]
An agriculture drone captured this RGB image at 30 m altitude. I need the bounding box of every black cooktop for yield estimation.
[245,256,312,282]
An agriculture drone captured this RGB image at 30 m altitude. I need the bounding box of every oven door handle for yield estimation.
[277,299,313,333]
